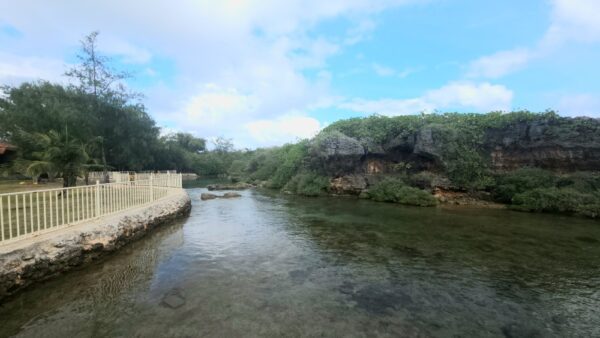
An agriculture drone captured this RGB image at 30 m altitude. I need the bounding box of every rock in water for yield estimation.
[207,183,253,191]
[222,192,242,198]
[161,290,186,309]
[200,193,218,200]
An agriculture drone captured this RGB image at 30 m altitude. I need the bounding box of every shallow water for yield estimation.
[1,188,599,337]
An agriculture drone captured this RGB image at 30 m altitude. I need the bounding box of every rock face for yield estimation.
[483,118,600,171]
[0,190,191,302]
[311,117,600,195]
[329,175,367,195]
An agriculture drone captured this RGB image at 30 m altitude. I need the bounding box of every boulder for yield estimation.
[200,193,218,200]
[207,182,253,191]
[200,192,242,200]
[312,131,364,158]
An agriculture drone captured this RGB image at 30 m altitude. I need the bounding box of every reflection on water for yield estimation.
[1,188,599,337]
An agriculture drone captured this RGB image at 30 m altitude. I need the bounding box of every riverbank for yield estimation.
[0,189,191,302]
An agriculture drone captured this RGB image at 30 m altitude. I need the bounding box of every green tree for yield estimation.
[22,128,98,187]
[65,31,140,181]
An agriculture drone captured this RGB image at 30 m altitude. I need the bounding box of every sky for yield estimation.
[1,0,600,148]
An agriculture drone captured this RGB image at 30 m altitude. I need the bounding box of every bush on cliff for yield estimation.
[284,172,330,197]
[368,178,437,207]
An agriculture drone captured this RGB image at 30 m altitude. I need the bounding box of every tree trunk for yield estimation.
[62,173,77,188]
[101,145,109,183]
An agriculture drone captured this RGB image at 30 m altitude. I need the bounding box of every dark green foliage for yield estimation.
[283,172,329,197]
[493,170,600,218]
[368,177,437,207]
[323,111,560,147]
[493,168,556,203]
[511,188,600,218]
[409,171,436,189]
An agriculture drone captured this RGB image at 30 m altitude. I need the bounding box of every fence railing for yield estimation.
[0,173,183,245]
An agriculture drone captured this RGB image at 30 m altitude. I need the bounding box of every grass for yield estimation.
[0,180,63,194]
[0,183,172,243]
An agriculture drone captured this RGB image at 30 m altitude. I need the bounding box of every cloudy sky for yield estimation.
[1,0,599,147]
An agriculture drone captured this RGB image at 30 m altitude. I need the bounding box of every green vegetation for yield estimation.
[194,112,599,218]
[367,177,437,207]
[283,172,329,197]
[498,170,600,218]
[1,33,598,218]
[0,32,207,186]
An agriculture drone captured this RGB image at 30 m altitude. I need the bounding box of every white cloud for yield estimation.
[372,63,395,77]
[372,63,418,78]
[340,82,513,115]
[557,94,600,117]
[543,0,600,45]
[245,114,323,146]
[340,98,433,116]
[0,52,67,85]
[426,82,513,111]
[466,48,533,79]
[183,85,260,127]
[99,37,152,64]
[467,0,600,80]
[0,1,425,147]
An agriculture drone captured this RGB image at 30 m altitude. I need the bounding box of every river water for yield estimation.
[1,187,599,337]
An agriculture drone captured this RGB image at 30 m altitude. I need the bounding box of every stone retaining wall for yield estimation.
[0,189,191,302]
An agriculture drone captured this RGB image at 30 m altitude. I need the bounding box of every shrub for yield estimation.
[284,172,329,197]
[409,171,436,189]
[493,168,556,203]
[511,187,599,217]
[368,177,437,207]
[556,171,600,193]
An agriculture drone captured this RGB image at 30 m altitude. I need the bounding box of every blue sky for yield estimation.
[1,0,599,148]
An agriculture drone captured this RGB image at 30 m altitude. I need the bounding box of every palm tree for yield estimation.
[23,127,99,188]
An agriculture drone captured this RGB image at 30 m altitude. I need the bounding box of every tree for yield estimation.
[213,137,234,153]
[172,133,206,153]
[65,31,134,103]
[65,31,139,182]
[22,128,97,188]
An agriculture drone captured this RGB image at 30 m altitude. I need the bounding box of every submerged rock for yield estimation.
[200,193,218,200]
[222,192,241,199]
[161,289,186,309]
[207,183,253,191]
[200,192,242,200]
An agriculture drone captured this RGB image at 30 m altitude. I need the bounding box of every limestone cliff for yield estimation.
[310,116,600,194]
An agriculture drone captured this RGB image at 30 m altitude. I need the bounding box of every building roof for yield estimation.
[0,142,16,155]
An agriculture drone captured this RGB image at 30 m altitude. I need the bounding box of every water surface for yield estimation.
[1,188,599,337]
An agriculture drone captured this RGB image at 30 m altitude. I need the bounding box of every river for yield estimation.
[0,186,599,337]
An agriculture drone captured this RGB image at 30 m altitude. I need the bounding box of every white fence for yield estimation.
[0,173,183,245]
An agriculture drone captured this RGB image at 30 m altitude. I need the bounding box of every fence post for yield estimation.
[95,180,101,217]
[150,173,154,201]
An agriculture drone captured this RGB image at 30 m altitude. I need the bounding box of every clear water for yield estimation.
[1,188,599,337]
